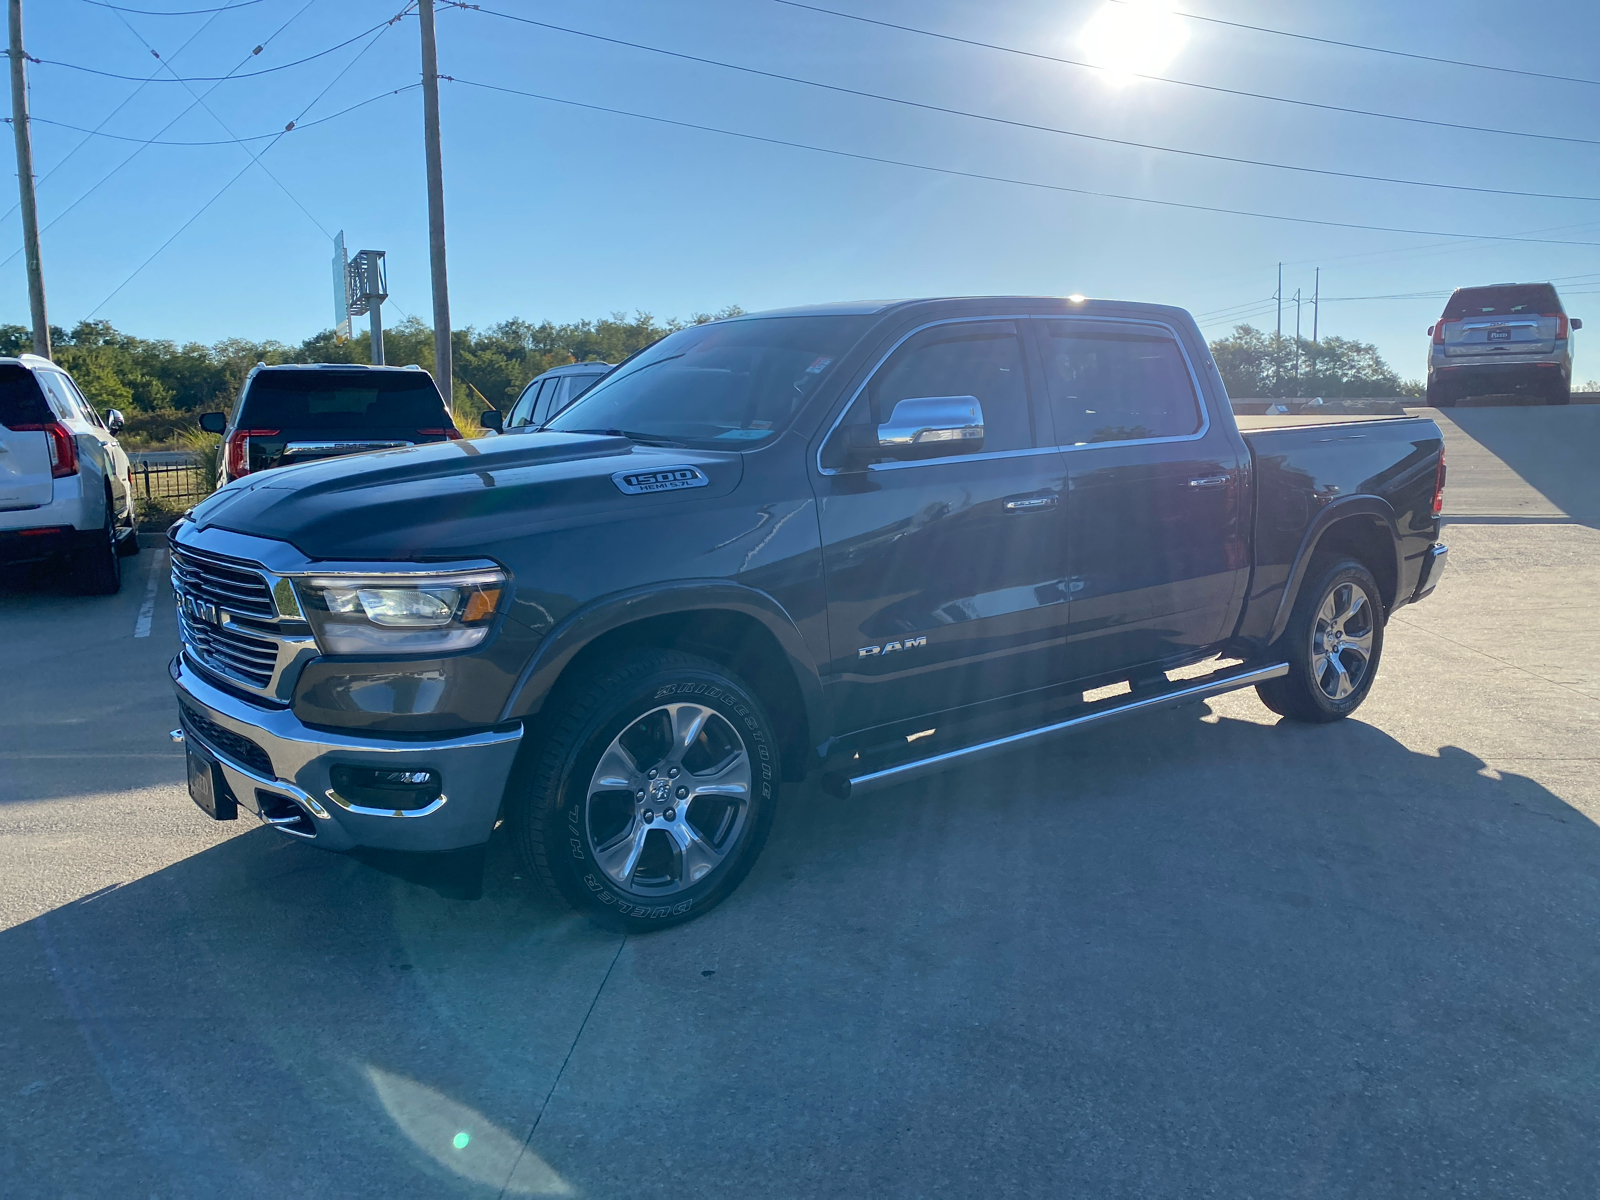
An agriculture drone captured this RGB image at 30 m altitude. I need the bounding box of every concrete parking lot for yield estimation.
[3,406,1598,1197]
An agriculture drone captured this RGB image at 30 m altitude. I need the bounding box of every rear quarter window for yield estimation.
[0,365,53,427]
[1444,284,1561,319]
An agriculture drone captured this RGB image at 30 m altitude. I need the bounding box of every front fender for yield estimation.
[498,579,826,741]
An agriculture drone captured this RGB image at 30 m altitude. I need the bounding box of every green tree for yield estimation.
[1208,323,1420,399]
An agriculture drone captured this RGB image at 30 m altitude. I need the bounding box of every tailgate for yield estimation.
[0,424,54,510]
[1444,314,1557,357]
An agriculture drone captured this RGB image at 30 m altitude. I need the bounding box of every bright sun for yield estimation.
[1077,1,1189,86]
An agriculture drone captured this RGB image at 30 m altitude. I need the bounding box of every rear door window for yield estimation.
[239,371,449,429]
[1037,320,1202,445]
[36,371,90,424]
[0,365,52,427]
[1444,284,1560,318]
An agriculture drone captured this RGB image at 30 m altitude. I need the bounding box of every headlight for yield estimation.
[295,570,505,655]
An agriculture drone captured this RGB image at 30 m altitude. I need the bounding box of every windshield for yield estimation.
[544,315,871,447]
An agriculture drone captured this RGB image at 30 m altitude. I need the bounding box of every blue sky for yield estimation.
[10,0,1600,383]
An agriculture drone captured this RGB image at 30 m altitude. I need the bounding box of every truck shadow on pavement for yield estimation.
[5,704,1600,1197]
[1443,405,1600,527]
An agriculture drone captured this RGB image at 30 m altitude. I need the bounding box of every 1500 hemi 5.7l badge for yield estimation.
[612,466,711,495]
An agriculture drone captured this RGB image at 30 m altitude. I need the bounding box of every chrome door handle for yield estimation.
[1188,475,1231,489]
[1003,493,1058,512]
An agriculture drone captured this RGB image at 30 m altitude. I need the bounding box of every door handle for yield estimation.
[1187,475,1231,489]
[1003,493,1058,512]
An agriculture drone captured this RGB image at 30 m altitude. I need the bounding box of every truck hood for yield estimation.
[187,432,746,560]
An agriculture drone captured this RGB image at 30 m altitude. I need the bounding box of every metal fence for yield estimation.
[135,461,212,506]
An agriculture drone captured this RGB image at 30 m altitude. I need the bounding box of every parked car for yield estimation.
[199,363,460,485]
[1426,281,1580,406]
[481,361,614,435]
[0,353,136,593]
[167,297,1449,928]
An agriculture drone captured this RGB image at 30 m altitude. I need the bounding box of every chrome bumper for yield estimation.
[1413,542,1448,602]
[170,654,522,852]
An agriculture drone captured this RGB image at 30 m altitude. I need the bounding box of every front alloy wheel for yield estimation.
[587,702,752,894]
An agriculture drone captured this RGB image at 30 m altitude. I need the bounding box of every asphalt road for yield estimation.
[3,406,1598,1198]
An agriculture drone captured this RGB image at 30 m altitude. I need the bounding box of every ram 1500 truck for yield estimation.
[167,297,1449,927]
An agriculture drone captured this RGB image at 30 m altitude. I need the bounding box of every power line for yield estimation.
[38,13,402,82]
[0,0,325,271]
[78,0,264,13]
[8,86,417,146]
[459,4,1600,205]
[105,5,340,239]
[442,75,1600,248]
[89,9,407,316]
[766,1,1600,150]
[1142,2,1600,89]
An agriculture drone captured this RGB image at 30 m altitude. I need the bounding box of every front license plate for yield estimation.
[186,746,237,821]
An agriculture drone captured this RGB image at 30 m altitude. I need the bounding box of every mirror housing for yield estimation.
[836,396,985,468]
[105,408,125,434]
[198,412,226,434]
[1572,318,1583,331]
[1426,326,1434,337]
[480,409,503,433]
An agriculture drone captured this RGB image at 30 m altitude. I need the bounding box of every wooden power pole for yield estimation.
[418,0,451,405]
[8,0,48,358]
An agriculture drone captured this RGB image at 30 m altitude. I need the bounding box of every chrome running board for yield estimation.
[826,661,1290,800]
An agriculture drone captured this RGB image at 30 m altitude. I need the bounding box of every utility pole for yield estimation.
[8,0,48,358]
[1293,288,1302,383]
[1276,262,1282,342]
[418,0,451,406]
[1310,267,1320,383]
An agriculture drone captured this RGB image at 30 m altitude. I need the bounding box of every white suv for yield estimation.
[0,353,136,593]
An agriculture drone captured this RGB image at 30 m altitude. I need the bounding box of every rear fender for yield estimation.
[1267,496,1402,646]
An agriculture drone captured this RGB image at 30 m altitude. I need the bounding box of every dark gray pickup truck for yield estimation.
[168,296,1448,926]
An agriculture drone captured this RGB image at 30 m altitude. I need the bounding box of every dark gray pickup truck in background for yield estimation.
[167,296,1448,926]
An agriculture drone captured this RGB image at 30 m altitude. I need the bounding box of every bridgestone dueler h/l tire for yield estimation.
[1256,556,1385,724]
[509,649,780,930]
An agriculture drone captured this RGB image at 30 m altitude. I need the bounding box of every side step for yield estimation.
[824,661,1289,800]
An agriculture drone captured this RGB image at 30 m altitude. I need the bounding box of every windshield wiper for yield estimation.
[564,427,689,448]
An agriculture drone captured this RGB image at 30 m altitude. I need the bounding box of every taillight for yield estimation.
[225,429,278,478]
[1545,312,1569,338]
[1432,452,1446,519]
[10,421,77,477]
[417,427,462,440]
[1432,321,1448,345]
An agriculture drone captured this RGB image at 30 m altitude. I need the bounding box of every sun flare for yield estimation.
[1077,1,1189,86]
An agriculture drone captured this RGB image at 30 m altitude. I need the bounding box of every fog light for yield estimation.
[329,764,443,810]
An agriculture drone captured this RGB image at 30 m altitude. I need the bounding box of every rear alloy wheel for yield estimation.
[1257,557,1384,723]
[512,649,778,928]
[71,497,123,595]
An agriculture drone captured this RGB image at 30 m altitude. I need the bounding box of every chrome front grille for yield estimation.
[169,539,316,700]
[178,610,278,689]
[171,545,276,619]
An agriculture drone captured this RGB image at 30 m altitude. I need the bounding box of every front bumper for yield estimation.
[171,654,522,852]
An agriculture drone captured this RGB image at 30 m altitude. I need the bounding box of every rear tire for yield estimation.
[1549,381,1571,406]
[509,649,780,930]
[1257,557,1384,723]
[71,500,123,595]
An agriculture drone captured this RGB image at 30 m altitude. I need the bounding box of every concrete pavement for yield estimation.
[3,407,1598,1197]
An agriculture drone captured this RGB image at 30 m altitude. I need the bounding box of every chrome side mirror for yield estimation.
[105,408,125,434]
[875,395,985,453]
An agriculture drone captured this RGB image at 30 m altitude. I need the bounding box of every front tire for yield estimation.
[510,649,779,929]
[1257,557,1385,723]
